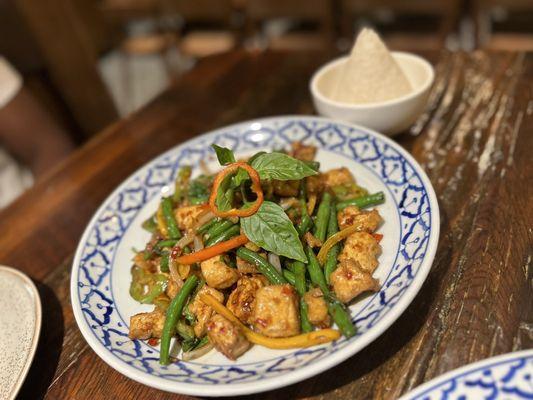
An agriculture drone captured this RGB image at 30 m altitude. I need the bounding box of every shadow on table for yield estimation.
[233,268,441,400]
[17,281,64,400]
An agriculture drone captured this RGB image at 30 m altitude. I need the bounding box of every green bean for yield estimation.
[305,247,356,338]
[206,219,234,240]
[155,239,178,250]
[162,197,181,239]
[282,269,296,286]
[197,218,218,234]
[324,203,341,284]
[313,192,331,242]
[160,251,170,272]
[205,224,240,247]
[293,261,312,333]
[305,246,329,294]
[297,199,313,236]
[160,275,198,365]
[336,192,385,211]
[236,248,287,285]
[291,262,307,296]
[328,301,356,338]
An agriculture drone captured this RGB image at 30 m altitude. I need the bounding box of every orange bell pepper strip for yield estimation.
[175,234,249,265]
[208,162,264,218]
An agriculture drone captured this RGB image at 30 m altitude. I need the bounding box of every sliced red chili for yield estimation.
[208,162,264,218]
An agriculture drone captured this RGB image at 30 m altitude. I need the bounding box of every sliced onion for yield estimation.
[268,253,282,273]
[193,235,204,252]
[193,210,215,232]
[280,197,299,211]
[176,232,195,249]
[169,262,183,287]
[199,159,211,175]
[181,343,214,361]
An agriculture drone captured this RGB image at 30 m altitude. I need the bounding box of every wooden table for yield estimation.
[3,49,531,399]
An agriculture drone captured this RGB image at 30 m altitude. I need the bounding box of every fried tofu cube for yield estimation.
[290,142,317,161]
[322,167,354,187]
[174,205,205,231]
[303,288,331,328]
[165,279,181,299]
[236,256,259,274]
[227,275,269,324]
[252,284,300,337]
[200,256,239,289]
[330,260,380,303]
[207,314,251,360]
[337,206,382,232]
[129,309,165,339]
[188,286,224,337]
[338,231,382,274]
[272,179,300,197]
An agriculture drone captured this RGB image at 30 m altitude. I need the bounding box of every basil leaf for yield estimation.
[241,201,307,263]
[250,153,317,181]
[212,144,236,165]
[232,167,250,188]
[215,174,233,211]
[188,174,212,204]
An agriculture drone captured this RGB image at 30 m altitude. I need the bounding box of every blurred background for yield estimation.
[0,0,532,207]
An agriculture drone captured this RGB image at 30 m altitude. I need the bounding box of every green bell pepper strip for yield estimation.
[142,215,157,233]
[160,275,199,365]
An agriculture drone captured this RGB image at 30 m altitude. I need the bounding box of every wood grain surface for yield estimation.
[1,49,531,400]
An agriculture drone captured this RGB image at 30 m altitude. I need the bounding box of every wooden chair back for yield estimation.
[14,0,119,138]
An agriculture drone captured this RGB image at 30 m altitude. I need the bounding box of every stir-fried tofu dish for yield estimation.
[129,142,385,365]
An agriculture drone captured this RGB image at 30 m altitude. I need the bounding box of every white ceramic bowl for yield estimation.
[310,52,434,136]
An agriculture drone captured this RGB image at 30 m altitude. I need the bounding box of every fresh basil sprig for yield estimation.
[212,144,236,165]
[241,201,307,263]
[215,174,233,211]
[250,152,317,181]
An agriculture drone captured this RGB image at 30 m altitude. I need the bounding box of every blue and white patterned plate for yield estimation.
[400,350,533,400]
[71,116,440,396]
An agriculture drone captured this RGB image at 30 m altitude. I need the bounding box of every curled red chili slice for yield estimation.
[208,162,264,218]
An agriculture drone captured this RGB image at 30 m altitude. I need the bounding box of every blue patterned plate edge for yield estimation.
[70,115,440,396]
[399,349,533,399]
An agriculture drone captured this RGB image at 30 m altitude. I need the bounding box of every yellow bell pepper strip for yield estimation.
[317,222,366,266]
[199,293,341,349]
